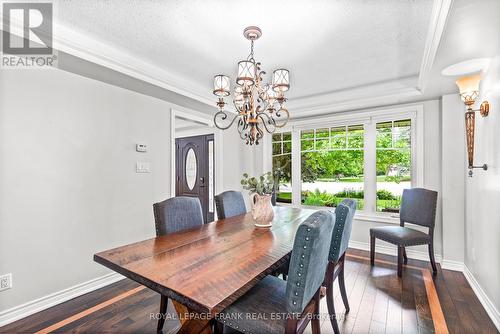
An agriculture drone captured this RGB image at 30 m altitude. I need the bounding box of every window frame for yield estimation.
[265,104,424,223]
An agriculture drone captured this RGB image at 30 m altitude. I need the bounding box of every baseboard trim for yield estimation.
[348,240,444,264]
[440,259,464,271]
[0,272,125,327]
[463,265,500,331]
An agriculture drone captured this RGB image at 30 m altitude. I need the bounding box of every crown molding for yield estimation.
[1,0,453,116]
[287,76,421,117]
[53,25,214,106]
[1,15,214,106]
[418,0,454,92]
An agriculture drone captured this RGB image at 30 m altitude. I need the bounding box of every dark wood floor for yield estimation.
[1,249,497,334]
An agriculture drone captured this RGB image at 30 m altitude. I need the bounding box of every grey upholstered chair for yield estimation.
[153,196,204,235]
[215,190,247,219]
[152,196,204,332]
[216,210,335,334]
[370,188,438,277]
[325,199,356,334]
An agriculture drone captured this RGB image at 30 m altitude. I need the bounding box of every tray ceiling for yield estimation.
[53,0,435,108]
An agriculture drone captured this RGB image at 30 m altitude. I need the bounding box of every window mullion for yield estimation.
[291,128,301,206]
[364,121,377,213]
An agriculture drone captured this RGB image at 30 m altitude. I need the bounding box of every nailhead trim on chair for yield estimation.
[330,206,347,262]
[291,219,316,307]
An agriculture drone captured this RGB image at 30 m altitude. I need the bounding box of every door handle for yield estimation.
[199,177,205,187]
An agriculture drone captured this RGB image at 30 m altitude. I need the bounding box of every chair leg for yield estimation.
[403,247,408,264]
[428,242,437,275]
[370,236,375,266]
[311,290,321,334]
[213,321,224,334]
[326,267,340,334]
[397,246,403,277]
[157,295,168,332]
[338,257,350,313]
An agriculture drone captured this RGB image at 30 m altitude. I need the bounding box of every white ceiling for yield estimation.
[52,0,434,109]
[423,0,500,99]
[8,0,496,116]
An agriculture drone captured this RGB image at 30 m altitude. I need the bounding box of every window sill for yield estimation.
[276,203,400,225]
[354,212,400,224]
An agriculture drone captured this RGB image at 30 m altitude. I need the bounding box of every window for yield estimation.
[272,132,292,203]
[269,109,419,216]
[376,119,411,212]
[300,125,364,209]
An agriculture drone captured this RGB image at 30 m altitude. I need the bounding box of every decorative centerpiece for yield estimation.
[241,172,275,227]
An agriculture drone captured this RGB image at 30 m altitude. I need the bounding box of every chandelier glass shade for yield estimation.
[212,26,290,145]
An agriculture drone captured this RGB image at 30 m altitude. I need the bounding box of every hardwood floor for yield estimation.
[1,249,497,334]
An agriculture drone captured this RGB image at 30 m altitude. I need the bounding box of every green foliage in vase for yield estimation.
[241,172,274,195]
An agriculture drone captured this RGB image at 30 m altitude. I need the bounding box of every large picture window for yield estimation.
[300,126,364,209]
[270,110,418,216]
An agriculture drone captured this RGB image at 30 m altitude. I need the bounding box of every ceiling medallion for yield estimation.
[212,26,290,145]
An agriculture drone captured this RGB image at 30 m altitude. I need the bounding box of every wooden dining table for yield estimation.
[94,206,318,334]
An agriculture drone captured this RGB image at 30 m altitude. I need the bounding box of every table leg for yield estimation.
[172,300,213,334]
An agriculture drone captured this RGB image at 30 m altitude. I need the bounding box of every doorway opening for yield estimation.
[173,112,217,223]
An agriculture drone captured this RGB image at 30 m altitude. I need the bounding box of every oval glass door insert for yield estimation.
[185,148,197,190]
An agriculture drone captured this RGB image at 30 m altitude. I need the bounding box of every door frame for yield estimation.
[170,107,223,214]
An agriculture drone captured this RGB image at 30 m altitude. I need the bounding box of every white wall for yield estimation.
[218,129,262,208]
[0,68,259,315]
[441,94,465,263]
[464,55,500,317]
[0,68,170,312]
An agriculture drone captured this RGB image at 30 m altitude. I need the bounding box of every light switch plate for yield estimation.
[136,162,150,173]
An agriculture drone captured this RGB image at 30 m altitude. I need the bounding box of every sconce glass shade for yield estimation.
[237,61,256,86]
[213,75,230,97]
[272,69,290,92]
[456,74,481,105]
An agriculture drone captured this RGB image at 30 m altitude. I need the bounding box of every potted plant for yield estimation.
[241,172,275,227]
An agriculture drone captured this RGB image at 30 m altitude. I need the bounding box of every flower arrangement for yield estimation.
[240,172,274,195]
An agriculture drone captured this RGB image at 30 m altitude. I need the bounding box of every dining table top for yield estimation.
[94,205,319,315]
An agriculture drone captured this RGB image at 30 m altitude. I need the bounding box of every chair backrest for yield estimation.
[400,188,438,228]
[153,196,204,236]
[214,190,246,219]
[285,210,335,315]
[329,199,357,263]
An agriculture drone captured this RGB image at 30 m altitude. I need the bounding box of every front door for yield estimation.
[175,134,214,223]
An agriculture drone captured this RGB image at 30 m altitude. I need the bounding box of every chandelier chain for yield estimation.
[249,40,254,60]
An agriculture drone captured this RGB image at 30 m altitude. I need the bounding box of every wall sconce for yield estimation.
[455,74,490,177]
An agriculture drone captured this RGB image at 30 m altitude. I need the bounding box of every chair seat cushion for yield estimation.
[370,226,430,246]
[219,275,288,334]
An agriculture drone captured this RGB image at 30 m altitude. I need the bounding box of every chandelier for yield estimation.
[212,26,290,145]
